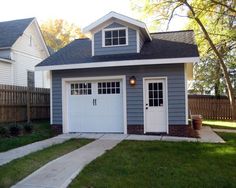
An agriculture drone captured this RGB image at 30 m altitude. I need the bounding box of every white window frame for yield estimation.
[102,27,128,47]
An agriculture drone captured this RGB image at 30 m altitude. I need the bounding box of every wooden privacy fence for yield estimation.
[188,95,236,120]
[0,84,50,123]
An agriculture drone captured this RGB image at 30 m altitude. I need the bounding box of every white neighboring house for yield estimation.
[0,18,50,88]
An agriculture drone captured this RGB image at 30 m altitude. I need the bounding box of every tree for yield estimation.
[41,19,86,51]
[131,0,236,119]
[186,0,236,96]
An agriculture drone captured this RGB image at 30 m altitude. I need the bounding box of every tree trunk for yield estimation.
[184,0,236,120]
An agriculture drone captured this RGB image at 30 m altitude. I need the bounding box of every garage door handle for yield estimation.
[93,99,97,106]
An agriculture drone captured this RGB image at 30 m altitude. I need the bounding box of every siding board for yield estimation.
[52,64,186,126]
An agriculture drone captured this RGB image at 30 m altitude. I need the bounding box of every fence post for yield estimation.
[27,87,31,123]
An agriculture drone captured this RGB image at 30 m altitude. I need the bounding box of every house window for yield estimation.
[104,29,127,47]
[27,71,35,88]
[98,82,120,94]
[71,83,92,95]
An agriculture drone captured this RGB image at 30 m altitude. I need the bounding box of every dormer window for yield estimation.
[103,28,128,47]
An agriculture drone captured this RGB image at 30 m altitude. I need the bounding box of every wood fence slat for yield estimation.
[0,84,50,123]
[188,95,236,120]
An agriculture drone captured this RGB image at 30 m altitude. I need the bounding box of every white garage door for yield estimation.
[67,79,123,133]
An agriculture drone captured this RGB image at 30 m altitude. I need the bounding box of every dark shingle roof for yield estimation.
[0,18,34,48]
[37,30,199,67]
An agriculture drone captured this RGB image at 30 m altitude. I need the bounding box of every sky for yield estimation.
[0,0,188,31]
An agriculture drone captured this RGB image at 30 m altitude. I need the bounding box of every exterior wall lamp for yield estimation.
[129,76,137,86]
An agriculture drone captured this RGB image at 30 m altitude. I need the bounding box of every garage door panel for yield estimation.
[67,79,123,133]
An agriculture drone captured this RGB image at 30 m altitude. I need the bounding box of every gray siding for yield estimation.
[139,32,145,52]
[94,22,137,55]
[52,64,186,126]
[0,49,11,59]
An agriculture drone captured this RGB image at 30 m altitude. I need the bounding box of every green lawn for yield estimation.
[0,138,92,188]
[0,121,54,152]
[203,120,236,130]
[70,133,236,188]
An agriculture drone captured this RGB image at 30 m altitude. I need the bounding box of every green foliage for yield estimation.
[70,133,236,188]
[186,0,236,95]
[0,127,9,137]
[0,139,92,188]
[23,123,33,133]
[41,19,87,51]
[130,0,236,95]
[9,124,22,137]
[0,121,53,152]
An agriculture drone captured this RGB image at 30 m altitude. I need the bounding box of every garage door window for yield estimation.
[98,82,120,94]
[71,83,92,95]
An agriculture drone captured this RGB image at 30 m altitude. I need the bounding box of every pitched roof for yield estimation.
[0,18,34,48]
[83,11,152,41]
[37,30,199,67]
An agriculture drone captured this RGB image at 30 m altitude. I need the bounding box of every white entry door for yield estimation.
[144,78,168,133]
[67,79,123,133]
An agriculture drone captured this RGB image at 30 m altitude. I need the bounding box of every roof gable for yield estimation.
[0,18,34,48]
[83,11,152,41]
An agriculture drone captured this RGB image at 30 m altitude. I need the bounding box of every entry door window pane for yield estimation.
[148,82,163,107]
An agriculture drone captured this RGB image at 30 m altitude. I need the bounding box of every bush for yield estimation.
[24,123,33,133]
[0,126,9,137]
[9,124,22,136]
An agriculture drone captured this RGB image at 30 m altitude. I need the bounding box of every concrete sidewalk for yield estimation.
[11,127,225,188]
[12,136,126,188]
[0,134,82,166]
[1,126,224,167]
[197,126,225,143]
[213,128,236,133]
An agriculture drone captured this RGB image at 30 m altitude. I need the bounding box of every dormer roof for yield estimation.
[83,11,152,41]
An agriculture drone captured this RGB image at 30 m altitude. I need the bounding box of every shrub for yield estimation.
[0,126,9,137]
[9,124,22,136]
[24,123,33,133]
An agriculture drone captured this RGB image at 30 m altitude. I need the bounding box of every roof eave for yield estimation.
[35,57,199,71]
[0,57,14,63]
[0,47,11,50]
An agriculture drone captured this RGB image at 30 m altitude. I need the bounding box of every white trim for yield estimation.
[102,27,128,47]
[62,79,67,133]
[36,57,199,71]
[136,30,140,53]
[92,34,94,56]
[61,75,127,134]
[0,57,14,63]
[50,71,53,124]
[83,11,152,40]
[0,47,10,50]
[11,50,43,61]
[143,77,169,134]
[31,19,50,57]
[184,64,188,125]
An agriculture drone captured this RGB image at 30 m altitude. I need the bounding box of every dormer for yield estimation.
[83,11,152,56]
